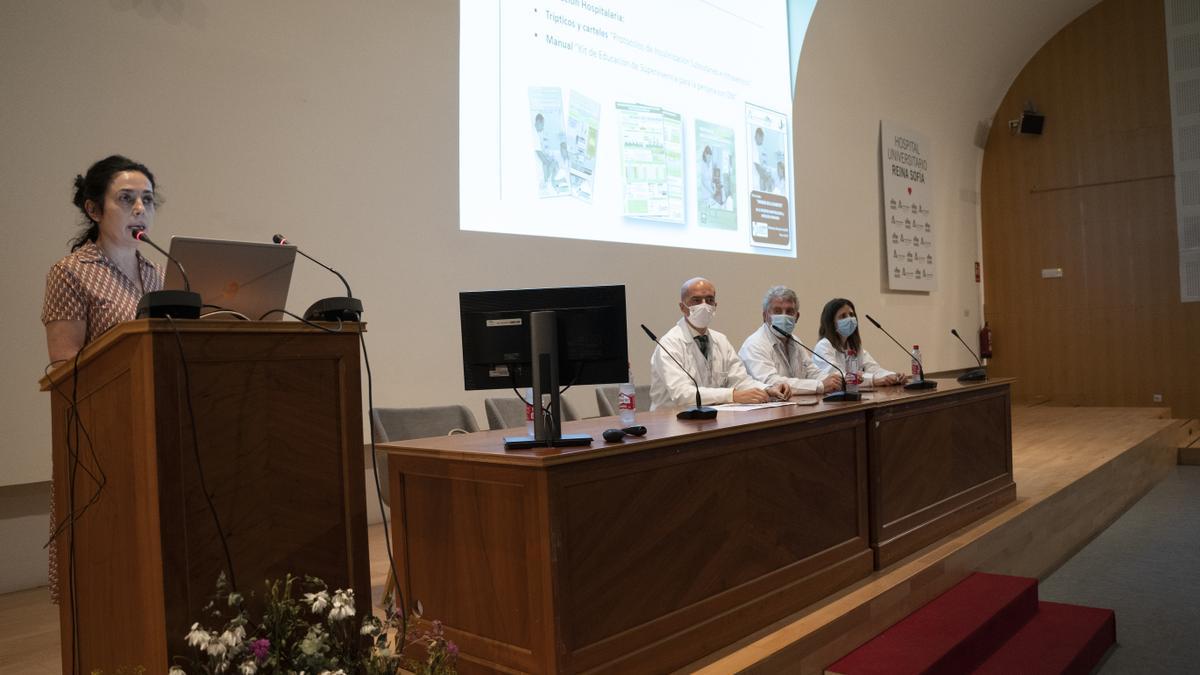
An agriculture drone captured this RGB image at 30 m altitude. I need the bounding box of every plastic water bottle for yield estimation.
[845,348,861,395]
[911,345,923,383]
[618,365,637,426]
[524,387,535,436]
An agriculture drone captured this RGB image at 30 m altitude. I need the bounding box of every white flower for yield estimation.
[227,591,243,607]
[168,667,187,675]
[303,590,330,614]
[319,670,347,675]
[185,622,210,649]
[206,637,228,659]
[328,589,355,621]
[360,620,380,636]
[238,659,257,675]
[219,625,245,649]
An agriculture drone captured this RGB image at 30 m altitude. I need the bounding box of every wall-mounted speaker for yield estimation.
[1018,111,1045,135]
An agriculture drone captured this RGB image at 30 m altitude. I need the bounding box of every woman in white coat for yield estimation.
[812,297,908,387]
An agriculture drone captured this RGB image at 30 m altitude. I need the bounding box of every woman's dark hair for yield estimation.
[69,155,156,251]
[818,297,861,354]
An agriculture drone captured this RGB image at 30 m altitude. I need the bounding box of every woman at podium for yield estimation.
[40,156,164,603]
[42,155,164,362]
[812,297,909,387]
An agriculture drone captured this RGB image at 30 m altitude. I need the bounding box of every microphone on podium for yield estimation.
[863,314,937,390]
[640,324,717,420]
[950,329,987,382]
[771,325,861,402]
[272,234,363,322]
[132,228,201,319]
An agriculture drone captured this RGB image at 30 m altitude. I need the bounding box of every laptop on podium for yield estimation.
[163,236,297,320]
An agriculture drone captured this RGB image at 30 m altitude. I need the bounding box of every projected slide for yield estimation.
[460,1,812,257]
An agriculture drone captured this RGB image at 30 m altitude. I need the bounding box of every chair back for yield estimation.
[595,383,651,417]
[485,394,580,430]
[371,405,480,443]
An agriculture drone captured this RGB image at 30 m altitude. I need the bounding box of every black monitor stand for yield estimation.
[504,310,592,449]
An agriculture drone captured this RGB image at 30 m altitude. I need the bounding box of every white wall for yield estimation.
[0,0,1097,588]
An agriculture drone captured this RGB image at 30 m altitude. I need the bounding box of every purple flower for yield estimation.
[250,638,270,662]
[446,641,459,658]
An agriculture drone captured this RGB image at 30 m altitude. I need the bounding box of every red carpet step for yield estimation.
[826,572,1116,675]
[973,601,1115,675]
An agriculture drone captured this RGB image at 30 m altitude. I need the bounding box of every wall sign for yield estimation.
[881,121,936,292]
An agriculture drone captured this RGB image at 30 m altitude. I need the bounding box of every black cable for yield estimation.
[165,315,238,592]
[360,331,407,634]
[257,308,344,332]
[67,349,81,675]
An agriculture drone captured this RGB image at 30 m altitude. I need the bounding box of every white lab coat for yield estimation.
[650,317,768,410]
[738,323,825,395]
[811,337,898,386]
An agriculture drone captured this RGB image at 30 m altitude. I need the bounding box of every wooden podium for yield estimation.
[39,320,370,673]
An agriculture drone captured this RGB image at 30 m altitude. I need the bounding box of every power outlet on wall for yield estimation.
[1153,394,1163,403]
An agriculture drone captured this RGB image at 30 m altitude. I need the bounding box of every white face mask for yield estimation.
[688,302,716,329]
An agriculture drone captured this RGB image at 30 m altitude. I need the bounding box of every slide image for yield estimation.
[529,86,571,198]
[694,119,737,230]
[566,90,601,202]
[617,102,685,223]
[745,102,792,248]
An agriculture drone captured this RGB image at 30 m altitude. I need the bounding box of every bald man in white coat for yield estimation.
[649,277,789,410]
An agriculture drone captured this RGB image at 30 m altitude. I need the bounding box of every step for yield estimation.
[825,573,1038,675]
[1180,422,1200,465]
[972,601,1115,675]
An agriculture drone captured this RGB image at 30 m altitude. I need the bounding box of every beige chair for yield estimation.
[484,394,579,430]
[368,404,479,599]
[595,383,651,417]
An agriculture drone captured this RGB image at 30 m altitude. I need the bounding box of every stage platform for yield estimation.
[682,405,1194,675]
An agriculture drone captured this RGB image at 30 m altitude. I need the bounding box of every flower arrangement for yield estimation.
[170,573,457,675]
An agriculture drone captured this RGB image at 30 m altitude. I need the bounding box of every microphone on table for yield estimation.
[771,325,861,402]
[272,234,363,322]
[131,227,201,319]
[950,328,987,382]
[863,314,937,390]
[640,324,717,420]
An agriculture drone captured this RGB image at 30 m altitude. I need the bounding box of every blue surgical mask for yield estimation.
[836,316,858,338]
[770,313,796,335]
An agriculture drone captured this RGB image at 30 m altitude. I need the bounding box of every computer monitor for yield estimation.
[459,285,628,448]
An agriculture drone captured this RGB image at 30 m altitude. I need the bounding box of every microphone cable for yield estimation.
[166,315,238,593]
[360,329,408,634]
[43,352,106,675]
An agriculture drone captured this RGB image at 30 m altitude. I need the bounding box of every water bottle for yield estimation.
[618,365,636,426]
[845,348,861,395]
[524,387,535,436]
[911,345,923,383]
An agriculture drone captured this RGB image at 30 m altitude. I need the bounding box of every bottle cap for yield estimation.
[913,345,919,349]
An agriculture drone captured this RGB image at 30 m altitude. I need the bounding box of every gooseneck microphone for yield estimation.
[863,314,937,391]
[950,328,987,382]
[272,234,363,321]
[131,228,202,319]
[640,324,717,420]
[771,325,861,402]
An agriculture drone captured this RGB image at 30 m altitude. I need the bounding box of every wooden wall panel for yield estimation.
[981,0,1200,419]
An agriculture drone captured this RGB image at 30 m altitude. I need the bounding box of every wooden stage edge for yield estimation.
[682,405,1191,675]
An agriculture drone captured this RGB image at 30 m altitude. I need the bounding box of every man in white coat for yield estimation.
[649,277,789,410]
[738,285,842,396]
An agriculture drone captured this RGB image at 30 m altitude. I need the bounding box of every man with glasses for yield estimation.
[649,277,788,410]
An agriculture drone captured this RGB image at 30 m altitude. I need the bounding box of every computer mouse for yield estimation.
[602,428,626,443]
[621,425,647,437]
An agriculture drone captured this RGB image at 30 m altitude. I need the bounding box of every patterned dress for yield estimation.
[41,241,163,602]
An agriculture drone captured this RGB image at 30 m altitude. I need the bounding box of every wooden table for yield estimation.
[381,379,1013,674]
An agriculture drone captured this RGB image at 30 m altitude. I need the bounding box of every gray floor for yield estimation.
[1039,466,1200,674]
